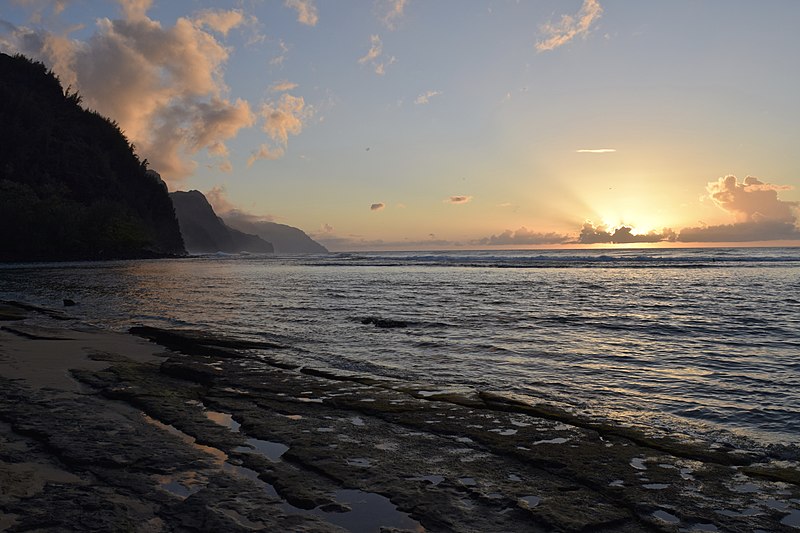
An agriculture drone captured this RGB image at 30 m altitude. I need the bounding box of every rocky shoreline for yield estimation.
[1,301,798,532]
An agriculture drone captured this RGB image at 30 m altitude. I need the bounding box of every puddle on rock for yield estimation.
[205,410,241,432]
[235,438,289,462]
[643,483,669,490]
[490,428,518,436]
[716,508,761,518]
[533,437,568,445]
[458,477,477,486]
[156,471,206,499]
[144,413,422,532]
[308,489,423,533]
[296,397,324,404]
[652,510,679,524]
[630,457,647,470]
[143,414,278,500]
[781,510,800,528]
[347,458,372,468]
[690,523,718,532]
[730,482,760,494]
[518,495,540,509]
[765,499,789,511]
[410,475,444,486]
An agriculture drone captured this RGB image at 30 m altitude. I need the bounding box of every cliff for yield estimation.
[169,191,274,254]
[223,217,328,254]
[0,53,185,261]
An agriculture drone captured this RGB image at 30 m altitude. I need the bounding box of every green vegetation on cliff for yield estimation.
[0,53,185,261]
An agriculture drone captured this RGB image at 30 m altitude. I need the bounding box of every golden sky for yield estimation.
[2,0,798,249]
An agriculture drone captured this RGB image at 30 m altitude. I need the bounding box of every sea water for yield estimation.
[1,247,798,455]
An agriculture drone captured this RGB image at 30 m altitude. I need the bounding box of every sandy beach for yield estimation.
[1,300,798,532]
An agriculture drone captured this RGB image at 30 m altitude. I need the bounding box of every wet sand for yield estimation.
[0,301,798,532]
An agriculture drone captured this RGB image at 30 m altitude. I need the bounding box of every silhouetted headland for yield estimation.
[0,53,185,261]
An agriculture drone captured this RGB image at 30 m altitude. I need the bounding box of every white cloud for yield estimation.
[576,148,616,153]
[193,9,249,37]
[370,203,385,211]
[379,0,408,30]
[358,34,394,75]
[118,0,152,21]
[260,93,311,145]
[415,90,442,105]
[705,175,796,223]
[270,80,298,92]
[284,0,318,26]
[247,93,311,165]
[270,39,289,66]
[358,34,382,64]
[676,175,800,242]
[536,0,603,52]
[247,144,285,166]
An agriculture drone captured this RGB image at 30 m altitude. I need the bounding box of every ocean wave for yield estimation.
[312,249,800,269]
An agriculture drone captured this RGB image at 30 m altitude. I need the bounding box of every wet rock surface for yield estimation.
[1,316,798,532]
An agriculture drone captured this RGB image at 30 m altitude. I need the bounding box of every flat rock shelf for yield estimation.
[0,302,798,532]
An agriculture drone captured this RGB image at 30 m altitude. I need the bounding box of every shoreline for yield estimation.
[1,301,798,531]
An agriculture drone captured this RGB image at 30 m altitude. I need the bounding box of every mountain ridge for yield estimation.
[0,53,185,261]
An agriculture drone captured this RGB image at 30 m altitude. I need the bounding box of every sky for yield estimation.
[2,0,799,250]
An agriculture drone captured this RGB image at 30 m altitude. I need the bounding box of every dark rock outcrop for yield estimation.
[0,53,185,261]
[170,190,273,254]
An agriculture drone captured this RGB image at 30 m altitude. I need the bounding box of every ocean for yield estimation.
[2,247,798,458]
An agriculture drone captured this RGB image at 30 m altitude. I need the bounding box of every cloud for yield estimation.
[119,0,152,20]
[321,223,334,233]
[476,227,571,246]
[247,144,285,166]
[206,185,275,222]
[705,175,796,223]
[358,34,382,64]
[576,148,616,153]
[205,185,236,214]
[676,175,800,242]
[678,221,800,243]
[1,4,258,184]
[270,80,298,92]
[415,90,442,105]
[358,34,395,75]
[379,0,408,30]
[10,0,72,23]
[284,0,318,26]
[370,203,385,211]
[577,222,676,244]
[193,9,248,36]
[536,0,603,52]
[446,195,472,204]
[247,93,311,164]
[270,39,289,66]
